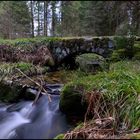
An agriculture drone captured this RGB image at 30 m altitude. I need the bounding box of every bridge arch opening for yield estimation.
[59,52,105,70]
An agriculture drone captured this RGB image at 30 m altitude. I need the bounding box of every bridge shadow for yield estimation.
[57,52,105,70]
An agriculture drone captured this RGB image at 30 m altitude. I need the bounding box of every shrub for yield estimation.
[133,52,140,60]
[113,36,134,50]
[110,49,126,62]
[113,36,135,59]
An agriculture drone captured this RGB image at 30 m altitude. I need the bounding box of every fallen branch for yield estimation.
[32,79,42,106]
[15,68,52,103]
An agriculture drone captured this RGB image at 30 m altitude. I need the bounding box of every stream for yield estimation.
[0,84,71,139]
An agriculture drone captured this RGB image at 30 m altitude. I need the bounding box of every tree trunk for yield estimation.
[51,2,55,36]
[44,1,48,36]
[31,0,34,37]
[37,1,40,36]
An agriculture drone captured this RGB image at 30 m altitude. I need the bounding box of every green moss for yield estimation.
[74,122,84,130]
[130,133,140,139]
[132,42,140,60]
[133,43,140,53]
[59,84,87,116]
[16,62,33,72]
[110,49,126,62]
[0,36,134,49]
[54,134,64,139]
[111,36,135,59]
[0,80,22,102]
[113,36,135,49]
[133,52,140,60]
[76,53,107,73]
[125,133,140,139]
[76,53,104,61]
[0,62,46,81]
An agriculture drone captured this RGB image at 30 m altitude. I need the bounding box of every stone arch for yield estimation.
[58,51,105,70]
[49,38,115,65]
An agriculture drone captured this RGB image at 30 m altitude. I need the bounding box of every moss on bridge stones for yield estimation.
[0,36,136,68]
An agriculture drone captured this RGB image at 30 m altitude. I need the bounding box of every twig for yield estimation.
[32,79,42,106]
[15,68,51,102]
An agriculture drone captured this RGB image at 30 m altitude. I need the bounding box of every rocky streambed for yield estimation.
[0,80,71,139]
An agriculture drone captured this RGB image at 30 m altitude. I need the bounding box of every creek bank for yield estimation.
[58,60,140,139]
[0,37,139,139]
[59,84,88,117]
[0,79,64,103]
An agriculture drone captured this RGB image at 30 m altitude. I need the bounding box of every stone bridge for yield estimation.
[47,36,132,69]
[0,36,134,70]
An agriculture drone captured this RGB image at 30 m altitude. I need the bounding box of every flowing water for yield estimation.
[0,84,71,139]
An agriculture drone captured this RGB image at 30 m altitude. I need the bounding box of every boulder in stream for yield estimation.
[59,84,87,117]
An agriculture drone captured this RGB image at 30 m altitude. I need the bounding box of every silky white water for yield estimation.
[0,84,70,139]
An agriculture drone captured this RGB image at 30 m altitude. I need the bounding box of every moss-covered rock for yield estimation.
[76,53,108,73]
[59,84,87,116]
[0,80,36,102]
[0,80,23,102]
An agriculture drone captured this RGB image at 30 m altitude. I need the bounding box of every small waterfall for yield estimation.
[0,111,30,139]
[0,84,70,139]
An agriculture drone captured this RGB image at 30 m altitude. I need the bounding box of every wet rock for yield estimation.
[19,87,36,101]
[43,84,63,95]
[59,84,87,116]
[0,80,36,102]
[0,80,23,103]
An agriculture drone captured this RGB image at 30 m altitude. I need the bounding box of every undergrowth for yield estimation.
[62,60,140,135]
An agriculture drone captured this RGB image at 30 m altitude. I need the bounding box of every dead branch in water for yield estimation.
[15,68,52,103]
[32,79,42,106]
